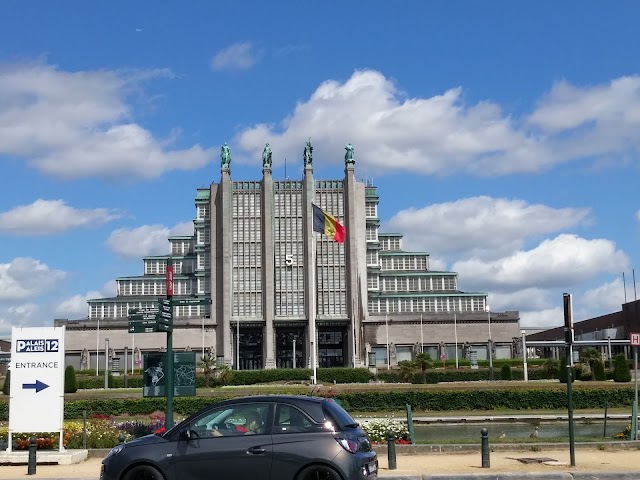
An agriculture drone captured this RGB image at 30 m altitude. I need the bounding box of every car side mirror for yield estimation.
[179,427,192,441]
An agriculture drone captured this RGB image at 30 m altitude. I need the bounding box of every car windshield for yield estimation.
[322,400,359,429]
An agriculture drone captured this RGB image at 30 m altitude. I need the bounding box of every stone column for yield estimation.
[220,166,233,365]
[262,166,276,368]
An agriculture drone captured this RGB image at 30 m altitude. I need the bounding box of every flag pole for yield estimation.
[386,313,390,369]
[454,312,459,368]
[311,233,318,384]
[420,313,424,353]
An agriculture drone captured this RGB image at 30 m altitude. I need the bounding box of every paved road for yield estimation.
[0,446,639,480]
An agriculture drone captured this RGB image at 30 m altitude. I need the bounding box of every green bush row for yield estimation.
[0,386,633,420]
[335,387,635,412]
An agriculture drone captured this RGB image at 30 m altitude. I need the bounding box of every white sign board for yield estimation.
[9,326,65,433]
[631,333,640,347]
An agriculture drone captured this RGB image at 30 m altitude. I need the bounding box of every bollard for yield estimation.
[481,428,490,468]
[118,434,126,445]
[386,431,397,470]
[27,437,36,475]
[83,410,87,450]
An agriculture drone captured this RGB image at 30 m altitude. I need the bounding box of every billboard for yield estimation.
[9,326,65,433]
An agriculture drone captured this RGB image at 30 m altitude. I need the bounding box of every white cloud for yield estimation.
[0,303,41,337]
[55,291,102,318]
[636,209,640,222]
[0,61,214,179]
[0,257,66,301]
[519,307,565,329]
[453,234,629,292]
[0,199,121,235]
[211,42,259,71]
[231,70,640,176]
[385,196,591,260]
[581,279,626,315]
[105,221,193,258]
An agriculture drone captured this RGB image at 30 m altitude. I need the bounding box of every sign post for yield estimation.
[9,326,65,452]
[165,258,174,430]
[563,293,576,466]
[630,332,640,440]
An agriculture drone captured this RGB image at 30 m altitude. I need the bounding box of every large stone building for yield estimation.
[57,143,520,372]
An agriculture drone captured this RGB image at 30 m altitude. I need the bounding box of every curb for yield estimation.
[378,474,640,480]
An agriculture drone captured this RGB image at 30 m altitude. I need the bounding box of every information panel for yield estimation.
[9,326,65,433]
[143,352,196,397]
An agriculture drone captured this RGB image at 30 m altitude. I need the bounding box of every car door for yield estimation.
[270,403,337,480]
[172,402,273,480]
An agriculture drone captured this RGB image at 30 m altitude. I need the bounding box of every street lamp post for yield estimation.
[487,305,494,381]
[385,314,390,370]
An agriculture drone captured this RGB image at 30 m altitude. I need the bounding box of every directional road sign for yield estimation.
[172,298,211,306]
[9,326,65,433]
[129,325,157,334]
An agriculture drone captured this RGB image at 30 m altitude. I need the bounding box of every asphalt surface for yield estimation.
[1,446,640,480]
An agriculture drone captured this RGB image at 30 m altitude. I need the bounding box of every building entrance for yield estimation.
[318,327,347,368]
[236,327,263,370]
[276,328,306,368]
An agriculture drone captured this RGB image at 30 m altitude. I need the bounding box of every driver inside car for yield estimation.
[212,410,263,436]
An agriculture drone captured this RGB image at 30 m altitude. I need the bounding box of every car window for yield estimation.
[273,404,321,434]
[322,399,358,429]
[191,403,269,437]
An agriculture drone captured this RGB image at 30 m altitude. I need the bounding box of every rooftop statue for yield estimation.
[303,140,313,166]
[221,142,231,168]
[344,143,355,164]
[262,143,272,168]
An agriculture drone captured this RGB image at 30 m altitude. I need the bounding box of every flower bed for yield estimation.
[360,417,410,444]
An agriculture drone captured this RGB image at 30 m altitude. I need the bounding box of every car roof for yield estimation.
[196,395,328,423]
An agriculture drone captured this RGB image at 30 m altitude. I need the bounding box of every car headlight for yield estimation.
[105,444,125,459]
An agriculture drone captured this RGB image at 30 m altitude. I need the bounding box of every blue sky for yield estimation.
[1,1,640,337]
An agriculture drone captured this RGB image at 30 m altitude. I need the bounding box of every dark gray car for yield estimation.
[101,395,378,480]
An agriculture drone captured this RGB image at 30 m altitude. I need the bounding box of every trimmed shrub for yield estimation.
[64,366,78,393]
[501,364,513,381]
[592,359,607,382]
[613,353,632,382]
[2,370,9,395]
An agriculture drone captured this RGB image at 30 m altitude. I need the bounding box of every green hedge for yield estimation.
[0,386,633,421]
[335,387,635,412]
[375,367,557,384]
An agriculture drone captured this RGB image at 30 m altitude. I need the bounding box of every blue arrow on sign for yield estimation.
[22,380,49,393]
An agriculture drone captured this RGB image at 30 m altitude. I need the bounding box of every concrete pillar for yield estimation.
[262,166,276,368]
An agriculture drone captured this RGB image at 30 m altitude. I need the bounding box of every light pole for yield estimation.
[454,312,459,368]
[420,313,424,353]
[236,320,240,370]
[486,305,493,381]
[385,314,390,370]
[96,318,100,376]
[292,338,296,369]
[104,338,109,389]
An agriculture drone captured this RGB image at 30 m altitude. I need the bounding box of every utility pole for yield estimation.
[165,258,174,429]
[563,293,576,467]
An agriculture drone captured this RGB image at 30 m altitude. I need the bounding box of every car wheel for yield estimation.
[296,464,342,480]
[123,464,164,480]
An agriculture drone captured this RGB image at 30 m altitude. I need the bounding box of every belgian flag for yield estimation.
[312,204,346,243]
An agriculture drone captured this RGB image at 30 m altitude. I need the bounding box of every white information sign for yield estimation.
[631,333,640,347]
[9,326,65,433]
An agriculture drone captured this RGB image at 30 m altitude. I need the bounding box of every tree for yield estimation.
[591,358,607,381]
[64,365,78,393]
[543,359,559,379]
[198,354,216,387]
[397,360,416,382]
[580,347,603,381]
[613,353,632,382]
[2,370,9,395]
[414,353,432,384]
